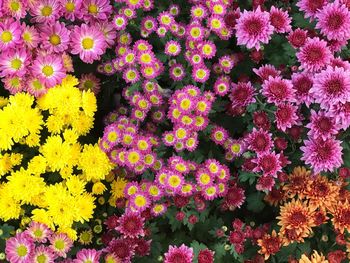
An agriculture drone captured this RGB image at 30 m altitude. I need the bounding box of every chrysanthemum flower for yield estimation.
[329,101,350,130]
[269,6,292,33]
[79,73,101,95]
[129,193,150,212]
[299,251,328,263]
[287,28,308,48]
[311,66,350,109]
[198,249,214,263]
[169,63,185,81]
[213,76,230,96]
[26,77,48,97]
[61,0,82,21]
[315,0,350,41]
[164,244,194,263]
[70,24,107,64]
[247,128,273,154]
[116,212,145,238]
[82,0,112,22]
[230,81,256,107]
[253,151,282,177]
[291,72,314,107]
[330,200,350,234]
[30,55,66,88]
[253,64,281,81]
[257,230,282,260]
[306,110,339,140]
[75,249,101,263]
[277,199,316,244]
[296,0,328,19]
[3,0,28,19]
[0,19,22,51]
[26,222,52,243]
[5,232,34,263]
[165,40,181,56]
[113,14,128,31]
[0,48,29,78]
[33,245,56,263]
[235,7,274,50]
[283,166,311,199]
[223,185,245,209]
[190,4,208,21]
[107,238,136,261]
[296,37,333,72]
[262,76,295,104]
[275,103,299,132]
[49,233,72,258]
[21,24,40,49]
[301,137,343,173]
[40,21,70,53]
[192,65,210,83]
[29,0,61,23]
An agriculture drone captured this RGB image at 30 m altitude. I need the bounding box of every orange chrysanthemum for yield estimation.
[338,180,350,203]
[264,187,287,207]
[284,166,311,199]
[299,250,329,263]
[330,200,350,234]
[277,199,316,245]
[257,230,282,260]
[304,175,340,210]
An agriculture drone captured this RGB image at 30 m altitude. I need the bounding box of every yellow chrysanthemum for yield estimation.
[92,181,106,195]
[65,176,86,196]
[74,193,95,223]
[0,184,21,221]
[111,177,127,199]
[299,250,329,263]
[82,90,97,117]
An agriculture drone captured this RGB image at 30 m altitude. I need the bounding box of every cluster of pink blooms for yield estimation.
[0,0,110,96]
[164,85,214,152]
[5,222,73,262]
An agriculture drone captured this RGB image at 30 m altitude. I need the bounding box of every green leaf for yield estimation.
[246,192,266,213]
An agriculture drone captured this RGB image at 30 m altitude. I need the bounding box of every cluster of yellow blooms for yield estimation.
[0,76,113,240]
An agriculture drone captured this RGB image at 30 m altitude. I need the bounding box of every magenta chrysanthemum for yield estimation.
[253,151,282,177]
[269,6,292,33]
[230,81,256,107]
[296,0,328,19]
[315,0,350,41]
[164,244,194,263]
[116,212,145,238]
[301,137,343,173]
[247,128,273,154]
[329,101,350,130]
[262,76,295,104]
[306,110,339,140]
[235,7,274,50]
[5,232,34,263]
[296,37,333,72]
[311,66,350,109]
[275,103,299,132]
[291,72,314,107]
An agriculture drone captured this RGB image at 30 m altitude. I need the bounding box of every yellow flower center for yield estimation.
[1,31,12,43]
[176,128,186,139]
[82,38,94,50]
[107,131,118,142]
[134,195,146,207]
[65,2,75,12]
[33,229,43,237]
[127,71,136,80]
[231,143,241,153]
[190,28,200,37]
[23,32,32,42]
[215,132,223,140]
[10,77,20,87]
[83,80,94,90]
[32,79,43,90]
[168,175,181,187]
[41,6,52,16]
[11,58,22,70]
[16,245,28,257]
[200,173,211,185]
[36,254,47,263]
[128,151,140,164]
[180,99,191,110]
[88,4,98,14]
[196,69,206,79]
[194,8,203,17]
[42,65,54,77]
[49,34,61,45]
[54,240,65,250]
[197,101,207,112]
[10,1,20,11]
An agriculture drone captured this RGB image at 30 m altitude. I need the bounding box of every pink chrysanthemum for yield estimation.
[307,110,339,140]
[0,19,22,51]
[315,0,350,41]
[0,48,29,77]
[169,63,185,81]
[26,77,48,97]
[192,65,210,83]
[5,232,34,263]
[253,151,282,177]
[253,64,281,81]
[301,137,343,173]
[296,0,328,19]
[26,222,52,243]
[165,40,181,56]
[247,128,273,154]
[33,245,56,263]
[275,103,299,132]
[164,244,194,263]
[30,55,66,88]
[70,24,107,64]
[3,0,28,19]
[230,81,256,107]
[107,238,136,261]
[116,212,145,238]
[61,0,83,21]
[29,0,61,23]
[269,6,292,33]
[75,249,101,263]
[287,28,308,48]
[330,57,350,71]
[82,0,112,22]
[49,233,73,258]
[329,101,350,130]
[213,76,230,96]
[311,66,350,109]
[3,75,25,94]
[256,176,276,191]
[97,21,117,48]
[262,76,295,104]
[296,37,333,72]
[79,73,101,95]
[21,24,40,49]
[40,21,71,53]
[235,6,274,50]
[291,72,314,107]
[224,185,246,208]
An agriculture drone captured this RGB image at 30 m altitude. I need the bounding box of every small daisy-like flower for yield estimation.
[196,169,213,187]
[253,151,282,177]
[192,65,210,83]
[79,73,101,95]
[5,232,34,263]
[169,63,185,81]
[70,24,107,64]
[0,48,29,78]
[262,76,295,104]
[190,4,207,21]
[40,21,71,53]
[269,6,292,33]
[218,55,234,73]
[247,128,273,154]
[296,0,328,19]
[187,23,204,41]
[164,244,194,263]
[291,72,314,107]
[253,64,281,81]
[113,14,128,31]
[228,139,245,157]
[165,173,184,193]
[138,51,155,65]
[165,40,181,56]
[107,238,136,261]
[287,28,308,48]
[257,230,282,260]
[123,67,140,84]
[116,212,145,238]
[82,0,112,22]
[202,185,219,200]
[301,137,343,173]
[33,245,56,263]
[75,249,101,263]
[151,203,167,216]
[275,103,299,132]
[3,0,27,19]
[214,76,230,96]
[0,19,22,51]
[26,77,48,97]
[311,66,350,109]
[306,110,339,140]
[21,24,40,49]
[296,37,333,72]
[199,40,216,59]
[30,55,66,88]
[49,233,73,258]
[3,75,24,94]
[29,0,61,23]
[211,126,228,145]
[158,11,174,28]
[142,16,158,32]
[129,193,150,212]
[315,0,350,41]
[26,222,52,243]
[230,81,256,107]
[61,0,82,21]
[235,7,274,50]
[207,15,225,32]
